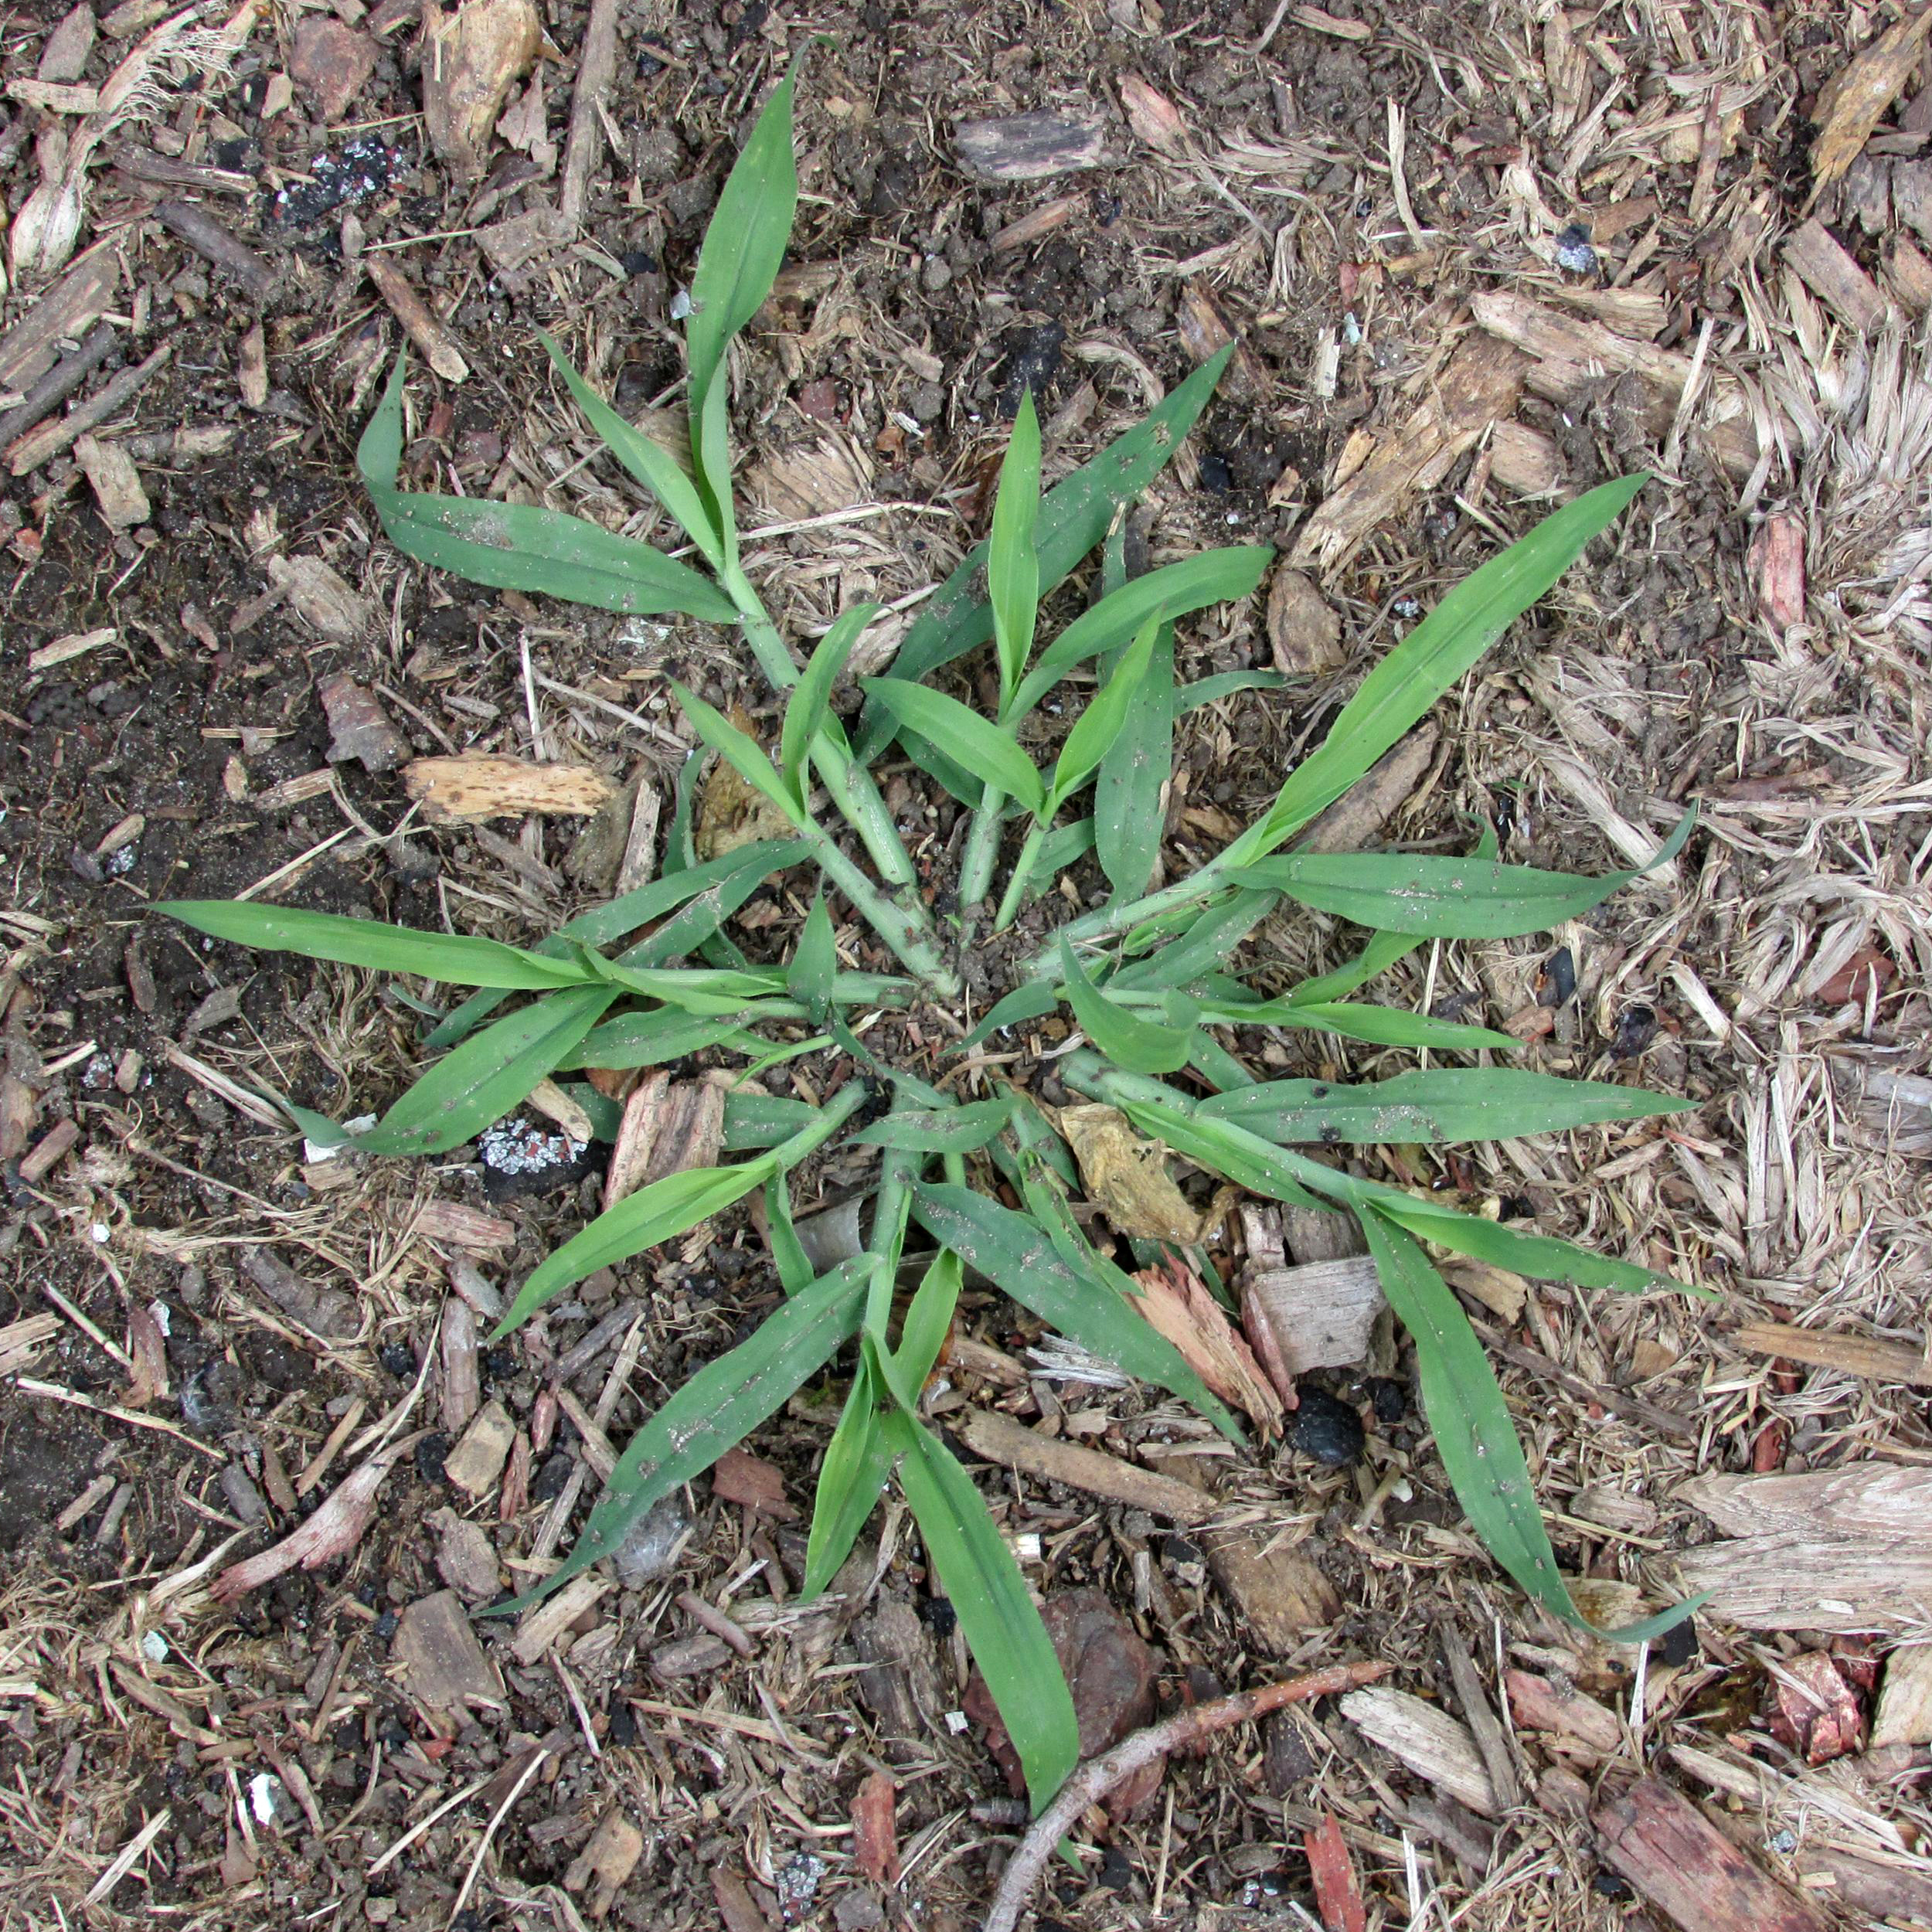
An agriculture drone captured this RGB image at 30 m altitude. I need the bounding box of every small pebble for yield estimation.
[1287,1386,1366,1466]
[1610,1004,1658,1059]
[1554,222,1597,274]
[1367,1376,1407,1425]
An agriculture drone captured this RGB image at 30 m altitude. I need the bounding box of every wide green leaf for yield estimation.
[1046,616,1157,815]
[358,361,736,623]
[1199,1067,1693,1144]
[853,347,1235,760]
[1281,927,1419,1008]
[158,901,597,992]
[539,329,723,566]
[801,1342,890,1597]
[1095,617,1174,899]
[883,1406,1079,1811]
[1359,1211,1699,1642]
[672,682,804,829]
[911,1182,1239,1429]
[721,1090,818,1149]
[781,604,878,806]
[861,681,1046,815]
[958,978,1062,1053]
[1230,811,1696,940]
[1010,546,1271,722]
[1111,889,1279,995]
[496,1155,777,1334]
[1225,474,1648,862]
[563,1009,762,1071]
[523,1257,869,1607]
[988,389,1042,706]
[1060,937,1192,1074]
[787,894,836,1015]
[685,66,798,441]
[852,1094,1016,1154]
[893,1247,964,1393]
[1212,995,1519,1054]
[300,984,617,1158]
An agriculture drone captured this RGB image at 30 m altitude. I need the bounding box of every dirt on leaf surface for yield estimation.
[3,2,1932,1930]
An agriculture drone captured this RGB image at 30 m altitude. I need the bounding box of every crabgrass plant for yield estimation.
[161,70,1709,1811]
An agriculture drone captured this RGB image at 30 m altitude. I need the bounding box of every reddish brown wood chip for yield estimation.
[710,1447,798,1520]
[851,1769,901,1884]
[1304,1812,1367,1932]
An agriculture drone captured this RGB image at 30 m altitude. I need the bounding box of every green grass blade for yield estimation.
[853,347,1234,760]
[988,390,1042,707]
[959,978,1062,1053]
[1094,619,1174,899]
[1011,546,1270,720]
[1111,889,1279,994]
[1060,937,1193,1074]
[787,894,836,1015]
[158,900,597,992]
[1178,667,1287,710]
[910,1182,1239,1430]
[303,984,617,1158]
[685,66,798,441]
[860,681,1046,815]
[893,1247,964,1392]
[1046,616,1158,815]
[692,365,740,565]
[1036,815,1097,880]
[563,1010,762,1071]
[355,359,736,623]
[1281,927,1419,1007]
[495,1155,778,1335]
[1225,475,1647,863]
[1199,1068,1693,1144]
[539,329,724,566]
[782,604,878,805]
[722,1092,818,1150]
[671,682,804,828]
[882,1406,1079,1811]
[1231,811,1696,940]
[764,1170,815,1294]
[1226,996,1519,1054]
[1358,1210,1699,1641]
[852,1094,1016,1154]
[525,1257,869,1608]
[801,1344,890,1597]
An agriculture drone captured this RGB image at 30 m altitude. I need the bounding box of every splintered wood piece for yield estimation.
[956,1409,1217,1524]
[443,1399,515,1497]
[364,253,469,383]
[422,0,542,182]
[393,1589,505,1713]
[851,1770,902,1884]
[1469,291,1769,478]
[7,341,169,477]
[563,1808,645,1917]
[416,1201,515,1254]
[954,112,1106,180]
[1733,1320,1932,1386]
[73,434,148,529]
[404,754,618,822]
[1506,1669,1623,1753]
[1340,1685,1498,1816]
[1288,337,1525,572]
[267,555,376,644]
[511,1572,609,1665]
[1828,1052,1932,1155]
[604,1075,724,1212]
[1488,419,1564,496]
[440,1298,480,1434]
[241,1247,359,1342]
[1134,1257,1286,1433]
[318,674,409,772]
[1678,1463,1932,1630]
[0,241,117,394]
[1304,1813,1366,1932]
[1294,729,1437,855]
[1809,6,1932,202]
[1782,219,1889,332]
[1202,1526,1339,1651]
[1592,1777,1828,1932]
[1749,514,1807,632]
[1873,1643,1932,1747]
[1242,1256,1386,1389]
[1440,1628,1522,1811]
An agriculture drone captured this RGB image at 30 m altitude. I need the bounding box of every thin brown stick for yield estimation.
[981,1660,1391,1932]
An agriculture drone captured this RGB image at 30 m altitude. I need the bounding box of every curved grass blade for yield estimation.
[764,1169,815,1294]
[959,978,1061,1053]
[1230,810,1696,941]
[671,683,803,828]
[1281,927,1419,1008]
[430,841,806,1048]
[787,894,836,1016]
[1010,546,1271,721]
[298,984,617,1158]
[1036,815,1097,879]
[1095,618,1173,899]
[910,1182,1240,1431]
[1060,937,1192,1074]
[1358,1209,1700,1642]
[497,1155,777,1335]
[1224,474,1648,863]
[158,900,596,992]
[562,1009,761,1071]
[894,1247,964,1392]
[1111,889,1279,994]
[852,1094,1016,1154]
[882,1406,1079,1811]
[860,681,1046,815]
[988,389,1041,706]
[519,1256,869,1609]
[854,347,1235,760]
[1178,666,1287,709]
[801,1342,890,1597]
[782,604,878,805]
[539,329,723,566]
[1046,616,1157,815]
[685,66,798,446]
[359,362,736,621]
[1199,1067,1692,1144]
[1231,996,1517,1054]
[723,1090,818,1150]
